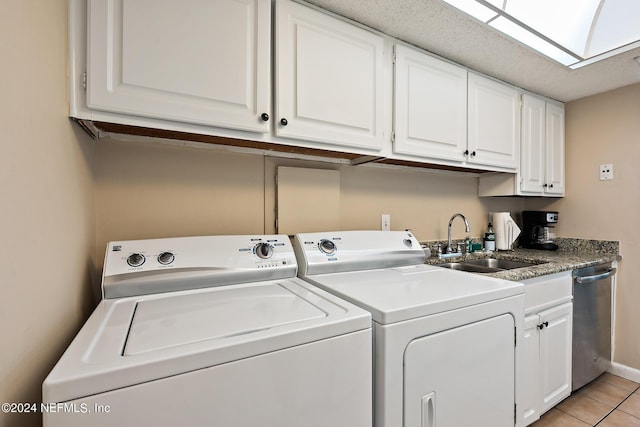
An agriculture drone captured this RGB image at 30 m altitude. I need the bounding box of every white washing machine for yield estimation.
[293,230,525,427]
[43,235,372,427]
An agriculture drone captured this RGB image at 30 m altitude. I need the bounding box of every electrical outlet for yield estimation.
[600,164,614,181]
[381,214,391,231]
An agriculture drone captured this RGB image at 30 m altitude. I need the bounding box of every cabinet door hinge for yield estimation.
[514,403,517,425]
[392,45,396,64]
[391,131,395,143]
[82,71,87,91]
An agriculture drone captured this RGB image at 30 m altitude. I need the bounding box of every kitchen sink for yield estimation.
[461,258,542,270]
[438,262,500,273]
[438,258,545,273]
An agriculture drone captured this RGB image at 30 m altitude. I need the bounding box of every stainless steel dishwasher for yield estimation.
[572,263,616,390]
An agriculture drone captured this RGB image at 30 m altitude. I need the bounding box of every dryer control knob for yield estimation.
[157,252,175,265]
[318,239,336,255]
[255,243,274,259]
[127,253,145,267]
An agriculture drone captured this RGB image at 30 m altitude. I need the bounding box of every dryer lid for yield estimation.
[124,283,326,355]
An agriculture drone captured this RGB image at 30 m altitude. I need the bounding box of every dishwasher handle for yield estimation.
[575,268,616,284]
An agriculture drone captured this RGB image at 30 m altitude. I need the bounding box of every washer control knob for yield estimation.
[255,243,274,259]
[157,251,175,265]
[127,253,145,267]
[403,239,413,248]
[318,239,336,255]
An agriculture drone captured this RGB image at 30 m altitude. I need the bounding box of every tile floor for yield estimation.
[532,373,640,426]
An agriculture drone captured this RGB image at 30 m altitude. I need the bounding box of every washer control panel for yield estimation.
[102,235,298,298]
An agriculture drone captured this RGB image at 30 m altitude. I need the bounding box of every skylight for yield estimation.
[442,0,640,69]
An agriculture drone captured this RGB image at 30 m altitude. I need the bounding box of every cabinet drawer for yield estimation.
[523,271,572,314]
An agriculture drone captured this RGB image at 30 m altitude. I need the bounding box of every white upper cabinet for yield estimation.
[275,0,386,152]
[86,0,271,133]
[521,95,547,193]
[521,94,565,195]
[479,94,565,197]
[74,0,562,173]
[468,73,520,170]
[393,44,467,161]
[545,102,566,195]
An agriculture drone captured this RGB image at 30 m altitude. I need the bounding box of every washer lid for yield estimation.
[42,278,370,404]
[124,284,326,355]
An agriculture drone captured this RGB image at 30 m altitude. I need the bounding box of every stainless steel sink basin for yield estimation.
[438,258,545,273]
[437,263,501,273]
[461,258,542,269]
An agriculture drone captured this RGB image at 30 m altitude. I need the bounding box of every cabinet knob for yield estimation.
[260,113,270,122]
[543,184,548,188]
[463,150,469,156]
[537,321,549,330]
[471,151,476,157]
[280,118,288,126]
[549,184,554,188]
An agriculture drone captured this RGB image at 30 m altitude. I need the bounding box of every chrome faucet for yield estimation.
[445,213,470,255]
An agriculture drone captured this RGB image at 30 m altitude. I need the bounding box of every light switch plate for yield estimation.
[600,164,614,181]
[381,214,391,231]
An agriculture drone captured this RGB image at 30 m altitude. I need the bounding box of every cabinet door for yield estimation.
[539,302,573,413]
[545,103,565,195]
[87,0,271,133]
[404,314,515,427]
[275,0,385,151]
[522,314,541,426]
[393,44,467,161]
[468,73,520,169]
[520,94,546,194]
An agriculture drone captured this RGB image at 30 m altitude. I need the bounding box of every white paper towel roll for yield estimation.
[493,212,521,250]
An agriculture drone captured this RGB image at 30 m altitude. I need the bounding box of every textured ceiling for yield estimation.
[303,0,640,102]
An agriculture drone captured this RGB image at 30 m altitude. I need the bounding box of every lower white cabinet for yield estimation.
[521,272,573,426]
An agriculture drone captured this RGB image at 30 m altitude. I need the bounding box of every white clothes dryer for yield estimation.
[293,230,525,427]
[43,235,371,427]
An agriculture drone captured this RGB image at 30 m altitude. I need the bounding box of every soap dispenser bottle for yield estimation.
[484,223,496,252]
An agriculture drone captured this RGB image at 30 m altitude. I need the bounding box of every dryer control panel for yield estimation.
[293,230,425,275]
[102,235,297,299]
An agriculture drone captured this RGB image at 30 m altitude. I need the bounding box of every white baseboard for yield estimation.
[609,362,640,383]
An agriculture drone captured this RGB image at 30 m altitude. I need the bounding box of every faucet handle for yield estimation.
[434,243,443,256]
[457,242,464,254]
[464,237,472,253]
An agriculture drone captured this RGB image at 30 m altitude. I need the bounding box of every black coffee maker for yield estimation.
[521,211,559,250]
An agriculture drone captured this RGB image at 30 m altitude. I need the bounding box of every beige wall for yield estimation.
[93,140,266,278]
[526,83,640,369]
[0,2,95,427]
[93,139,524,277]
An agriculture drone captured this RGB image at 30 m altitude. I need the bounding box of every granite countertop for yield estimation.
[422,238,621,282]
